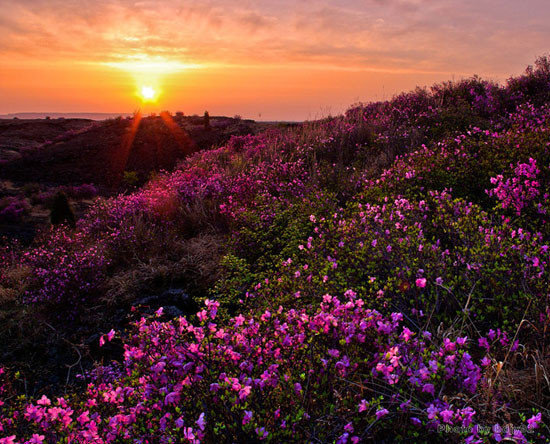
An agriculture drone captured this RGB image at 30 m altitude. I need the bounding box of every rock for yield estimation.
[163,306,184,318]
[160,288,189,304]
[134,288,194,317]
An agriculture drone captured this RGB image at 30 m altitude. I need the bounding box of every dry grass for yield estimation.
[0,265,31,303]
[103,233,225,307]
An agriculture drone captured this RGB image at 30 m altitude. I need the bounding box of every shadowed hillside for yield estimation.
[0,114,265,188]
[0,118,94,162]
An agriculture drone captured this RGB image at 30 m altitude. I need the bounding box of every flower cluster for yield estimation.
[487,158,542,215]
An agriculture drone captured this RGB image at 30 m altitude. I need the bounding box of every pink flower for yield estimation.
[527,412,542,429]
[242,410,253,425]
[183,427,195,440]
[77,411,90,425]
[415,278,427,288]
[37,395,51,406]
[400,327,414,342]
[358,399,368,412]
[239,385,252,400]
[375,408,389,419]
[234,314,246,327]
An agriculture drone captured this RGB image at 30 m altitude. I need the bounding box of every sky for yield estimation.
[1,0,549,121]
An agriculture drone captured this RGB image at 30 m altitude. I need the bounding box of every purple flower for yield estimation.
[422,383,435,395]
[440,409,454,424]
[196,412,206,431]
[527,412,542,429]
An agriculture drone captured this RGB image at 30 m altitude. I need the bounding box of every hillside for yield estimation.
[0,118,94,162]
[0,114,264,187]
[0,57,550,443]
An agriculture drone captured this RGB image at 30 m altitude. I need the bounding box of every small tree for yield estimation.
[122,171,140,189]
[204,111,210,130]
[50,191,75,227]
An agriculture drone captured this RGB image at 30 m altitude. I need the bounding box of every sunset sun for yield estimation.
[139,85,157,101]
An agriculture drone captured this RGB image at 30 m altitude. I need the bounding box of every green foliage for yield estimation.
[122,170,140,188]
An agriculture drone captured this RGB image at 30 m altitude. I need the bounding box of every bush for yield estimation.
[0,196,30,224]
[122,171,139,189]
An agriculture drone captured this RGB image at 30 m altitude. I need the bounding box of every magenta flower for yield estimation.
[37,395,51,406]
[527,412,542,429]
[27,434,45,444]
[327,349,340,358]
[239,385,252,400]
[440,409,454,424]
[415,278,427,288]
[183,427,195,440]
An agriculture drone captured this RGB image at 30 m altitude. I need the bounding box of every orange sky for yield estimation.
[1,0,549,120]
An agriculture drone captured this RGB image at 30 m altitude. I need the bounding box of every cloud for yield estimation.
[0,0,549,76]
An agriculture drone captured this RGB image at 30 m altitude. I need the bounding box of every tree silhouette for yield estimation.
[50,191,76,227]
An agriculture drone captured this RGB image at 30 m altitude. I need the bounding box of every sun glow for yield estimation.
[103,56,200,74]
[101,54,201,106]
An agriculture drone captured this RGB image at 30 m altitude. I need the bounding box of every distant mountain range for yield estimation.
[0,112,301,123]
[0,112,132,120]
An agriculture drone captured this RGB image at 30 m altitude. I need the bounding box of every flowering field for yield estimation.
[1,57,550,443]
